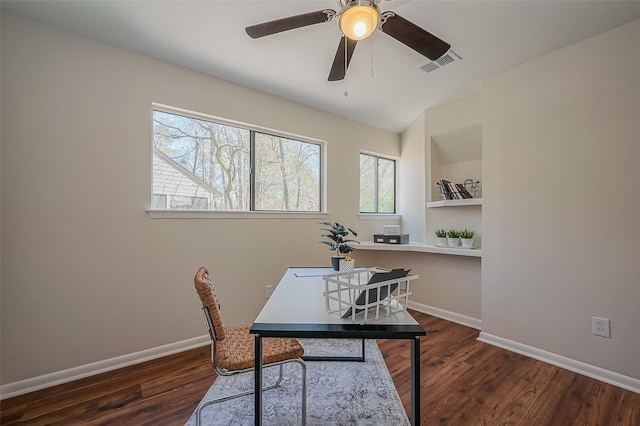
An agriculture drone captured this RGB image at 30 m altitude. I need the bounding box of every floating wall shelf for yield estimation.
[426,198,482,208]
[358,241,481,258]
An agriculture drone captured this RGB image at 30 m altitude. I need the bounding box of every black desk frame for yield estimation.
[250,323,425,425]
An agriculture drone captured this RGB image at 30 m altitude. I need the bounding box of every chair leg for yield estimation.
[196,387,256,426]
[196,360,306,425]
[216,363,284,391]
[294,358,307,425]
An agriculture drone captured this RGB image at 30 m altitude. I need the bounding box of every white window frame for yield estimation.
[148,103,328,219]
[358,150,400,219]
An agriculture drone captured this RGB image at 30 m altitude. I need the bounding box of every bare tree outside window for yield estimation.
[377,157,395,213]
[360,154,376,212]
[254,133,321,211]
[359,153,395,213]
[152,108,321,212]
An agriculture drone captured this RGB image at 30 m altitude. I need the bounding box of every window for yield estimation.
[359,153,395,213]
[152,107,322,212]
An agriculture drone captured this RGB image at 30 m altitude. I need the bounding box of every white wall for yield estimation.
[482,18,640,379]
[0,13,399,386]
[355,250,482,323]
[372,18,640,386]
[397,111,426,242]
[4,8,639,394]
[368,107,482,322]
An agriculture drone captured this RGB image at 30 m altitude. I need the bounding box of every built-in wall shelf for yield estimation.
[427,198,482,208]
[358,241,481,258]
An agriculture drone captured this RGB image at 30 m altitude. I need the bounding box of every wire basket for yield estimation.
[463,179,480,197]
[322,268,418,324]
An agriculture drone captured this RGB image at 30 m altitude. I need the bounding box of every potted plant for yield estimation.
[319,222,359,270]
[435,228,448,247]
[459,228,476,248]
[447,228,461,247]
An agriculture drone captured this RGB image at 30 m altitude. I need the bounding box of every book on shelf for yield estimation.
[447,181,461,199]
[437,179,475,200]
[438,180,459,200]
[455,183,474,199]
[436,180,451,199]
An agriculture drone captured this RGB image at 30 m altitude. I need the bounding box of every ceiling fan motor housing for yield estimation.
[339,0,381,41]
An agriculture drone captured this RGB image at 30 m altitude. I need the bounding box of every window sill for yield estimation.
[147,210,330,219]
[358,213,401,220]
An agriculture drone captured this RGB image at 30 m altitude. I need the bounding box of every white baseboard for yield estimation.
[408,303,639,394]
[0,335,210,400]
[5,323,637,401]
[478,332,640,394]
[407,301,482,330]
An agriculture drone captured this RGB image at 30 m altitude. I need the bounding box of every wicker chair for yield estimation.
[193,266,307,425]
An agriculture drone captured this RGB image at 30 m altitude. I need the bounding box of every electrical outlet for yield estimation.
[592,317,611,338]
[265,285,274,299]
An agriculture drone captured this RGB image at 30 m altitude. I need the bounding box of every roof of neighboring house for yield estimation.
[153,147,221,198]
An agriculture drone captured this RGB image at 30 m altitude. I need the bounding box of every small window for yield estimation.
[152,107,322,212]
[359,153,395,213]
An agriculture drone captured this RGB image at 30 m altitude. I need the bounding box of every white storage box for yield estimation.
[383,225,400,235]
[322,268,418,323]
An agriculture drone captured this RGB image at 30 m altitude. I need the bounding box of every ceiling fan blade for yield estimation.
[246,9,337,39]
[380,12,450,60]
[328,36,358,81]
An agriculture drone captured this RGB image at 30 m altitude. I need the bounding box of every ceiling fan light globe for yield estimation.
[353,22,367,37]
[339,4,380,41]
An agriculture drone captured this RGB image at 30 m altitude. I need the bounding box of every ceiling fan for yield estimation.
[245,0,451,81]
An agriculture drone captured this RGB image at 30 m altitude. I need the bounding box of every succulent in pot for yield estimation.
[447,228,461,247]
[459,228,475,239]
[459,228,475,248]
[435,228,448,247]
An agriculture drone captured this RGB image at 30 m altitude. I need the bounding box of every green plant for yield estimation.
[435,228,448,238]
[447,228,460,238]
[459,228,475,239]
[319,222,360,257]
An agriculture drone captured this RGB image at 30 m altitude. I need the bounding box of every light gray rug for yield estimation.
[185,339,409,426]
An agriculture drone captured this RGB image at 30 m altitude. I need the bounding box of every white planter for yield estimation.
[447,237,460,247]
[436,237,448,247]
[461,238,474,248]
[339,259,355,272]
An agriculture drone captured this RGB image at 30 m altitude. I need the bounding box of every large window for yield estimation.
[152,107,322,212]
[360,153,395,213]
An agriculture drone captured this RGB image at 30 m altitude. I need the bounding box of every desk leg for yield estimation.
[411,336,421,426]
[255,334,262,426]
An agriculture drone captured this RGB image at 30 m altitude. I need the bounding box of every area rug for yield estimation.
[185,339,409,426]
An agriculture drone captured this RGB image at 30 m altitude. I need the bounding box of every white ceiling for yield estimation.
[3,0,640,133]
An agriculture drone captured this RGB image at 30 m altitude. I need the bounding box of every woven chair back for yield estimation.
[194,266,226,341]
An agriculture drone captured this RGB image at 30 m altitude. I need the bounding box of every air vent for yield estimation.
[419,50,462,73]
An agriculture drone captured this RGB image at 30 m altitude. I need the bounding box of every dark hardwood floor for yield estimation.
[2,311,639,425]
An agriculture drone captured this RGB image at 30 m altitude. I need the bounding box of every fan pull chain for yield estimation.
[344,36,349,97]
[370,11,375,79]
[370,35,374,79]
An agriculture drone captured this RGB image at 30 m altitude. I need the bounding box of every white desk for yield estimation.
[250,267,426,425]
